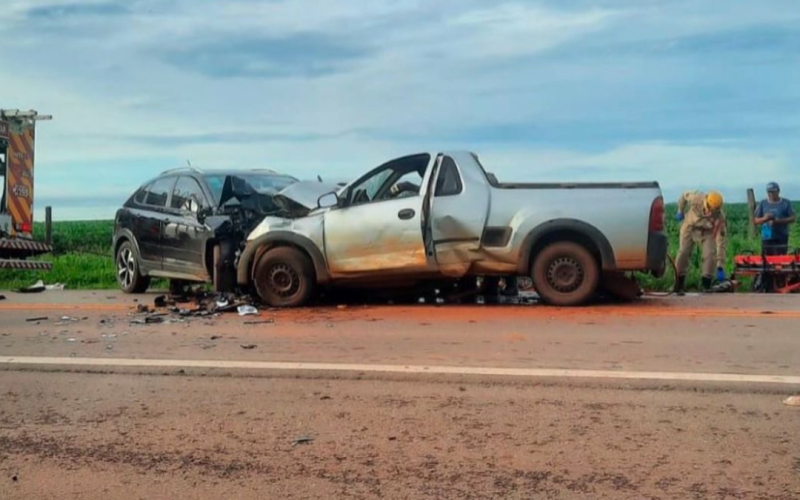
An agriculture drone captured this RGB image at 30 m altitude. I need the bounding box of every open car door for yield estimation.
[427,152,490,276]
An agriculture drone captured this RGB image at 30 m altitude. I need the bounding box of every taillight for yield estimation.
[649,196,664,232]
[18,222,32,234]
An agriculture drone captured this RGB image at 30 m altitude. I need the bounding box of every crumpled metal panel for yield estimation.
[274,181,339,211]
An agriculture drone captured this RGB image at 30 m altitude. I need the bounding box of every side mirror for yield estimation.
[317,192,339,209]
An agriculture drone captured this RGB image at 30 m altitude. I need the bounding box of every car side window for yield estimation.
[144,177,175,207]
[171,176,207,212]
[348,154,430,206]
[349,168,393,206]
[379,169,423,201]
[435,156,463,197]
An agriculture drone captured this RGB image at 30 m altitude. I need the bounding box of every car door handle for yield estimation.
[398,209,415,220]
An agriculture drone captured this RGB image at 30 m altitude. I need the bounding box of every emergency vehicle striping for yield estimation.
[6,127,35,232]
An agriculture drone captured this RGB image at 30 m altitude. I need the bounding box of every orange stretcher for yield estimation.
[732,252,800,293]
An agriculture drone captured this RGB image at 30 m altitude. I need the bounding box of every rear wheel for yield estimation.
[254,247,316,307]
[531,242,599,306]
[116,241,150,293]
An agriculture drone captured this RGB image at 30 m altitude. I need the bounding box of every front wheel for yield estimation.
[253,247,316,307]
[531,242,599,306]
[116,240,151,293]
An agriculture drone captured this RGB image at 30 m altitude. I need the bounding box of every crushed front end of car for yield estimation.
[205,177,337,293]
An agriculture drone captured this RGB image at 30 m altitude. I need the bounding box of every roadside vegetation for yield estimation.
[639,203,798,292]
[0,204,797,291]
[1,220,116,290]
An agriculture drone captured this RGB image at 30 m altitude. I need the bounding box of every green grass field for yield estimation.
[1,220,116,290]
[1,203,798,291]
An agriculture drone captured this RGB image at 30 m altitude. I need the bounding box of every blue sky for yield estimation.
[1,0,799,219]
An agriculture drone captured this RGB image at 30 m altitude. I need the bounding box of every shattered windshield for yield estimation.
[204,173,296,204]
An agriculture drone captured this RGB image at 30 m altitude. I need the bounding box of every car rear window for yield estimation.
[134,184,149,204]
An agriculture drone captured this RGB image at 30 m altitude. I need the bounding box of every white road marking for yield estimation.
[1,356,798,385]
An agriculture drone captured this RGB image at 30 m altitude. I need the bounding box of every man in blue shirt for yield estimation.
[754,182,796,255]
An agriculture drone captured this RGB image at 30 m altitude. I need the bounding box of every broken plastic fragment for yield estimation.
[291,436,314,447]
[237,305,258,316]
[18,280,46,294]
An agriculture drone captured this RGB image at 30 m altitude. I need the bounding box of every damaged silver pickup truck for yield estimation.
[234,151,668,307]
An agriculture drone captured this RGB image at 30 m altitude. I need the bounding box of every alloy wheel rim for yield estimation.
[117,248,135,288]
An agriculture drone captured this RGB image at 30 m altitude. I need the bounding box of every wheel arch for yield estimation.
[237,231,330,287]
[112,229,140,257]
[517,219,616,275]
[112,229,153,276]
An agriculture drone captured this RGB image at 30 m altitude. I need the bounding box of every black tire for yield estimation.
[531,242,599,306]
[116,240,151,294]
[253,247,316,307]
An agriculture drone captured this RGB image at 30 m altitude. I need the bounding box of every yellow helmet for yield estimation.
[705,191,724,212]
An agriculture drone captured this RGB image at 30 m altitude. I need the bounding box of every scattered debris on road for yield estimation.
[784,396,800,407]
[17,280,46,294]
[15,280,65,293]
[240,344,257,350]
[129,313,167,325]
[0,294,6,300]
[25,316,48,322]
[55,316,80,326]
[154,295,168,308]
[707,280,735,294]
[291,436,314,447]
[210,335,223,340]
[237,305,259,316]
[243,319,274,325]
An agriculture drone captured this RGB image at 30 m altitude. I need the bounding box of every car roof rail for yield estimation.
[160,166,203,175]
[247,168,280,174]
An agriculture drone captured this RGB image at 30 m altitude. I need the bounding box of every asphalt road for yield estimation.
[1,291,799,499]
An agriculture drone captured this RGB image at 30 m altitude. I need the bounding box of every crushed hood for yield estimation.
[273,181,339,215]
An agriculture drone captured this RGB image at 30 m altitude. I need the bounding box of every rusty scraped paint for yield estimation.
[326,231,428,273]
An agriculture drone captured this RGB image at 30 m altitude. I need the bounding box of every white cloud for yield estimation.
[478,142,790,201]
[0,0,798,219]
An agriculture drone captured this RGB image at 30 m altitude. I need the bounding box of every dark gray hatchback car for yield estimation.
[113,167,296,293]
